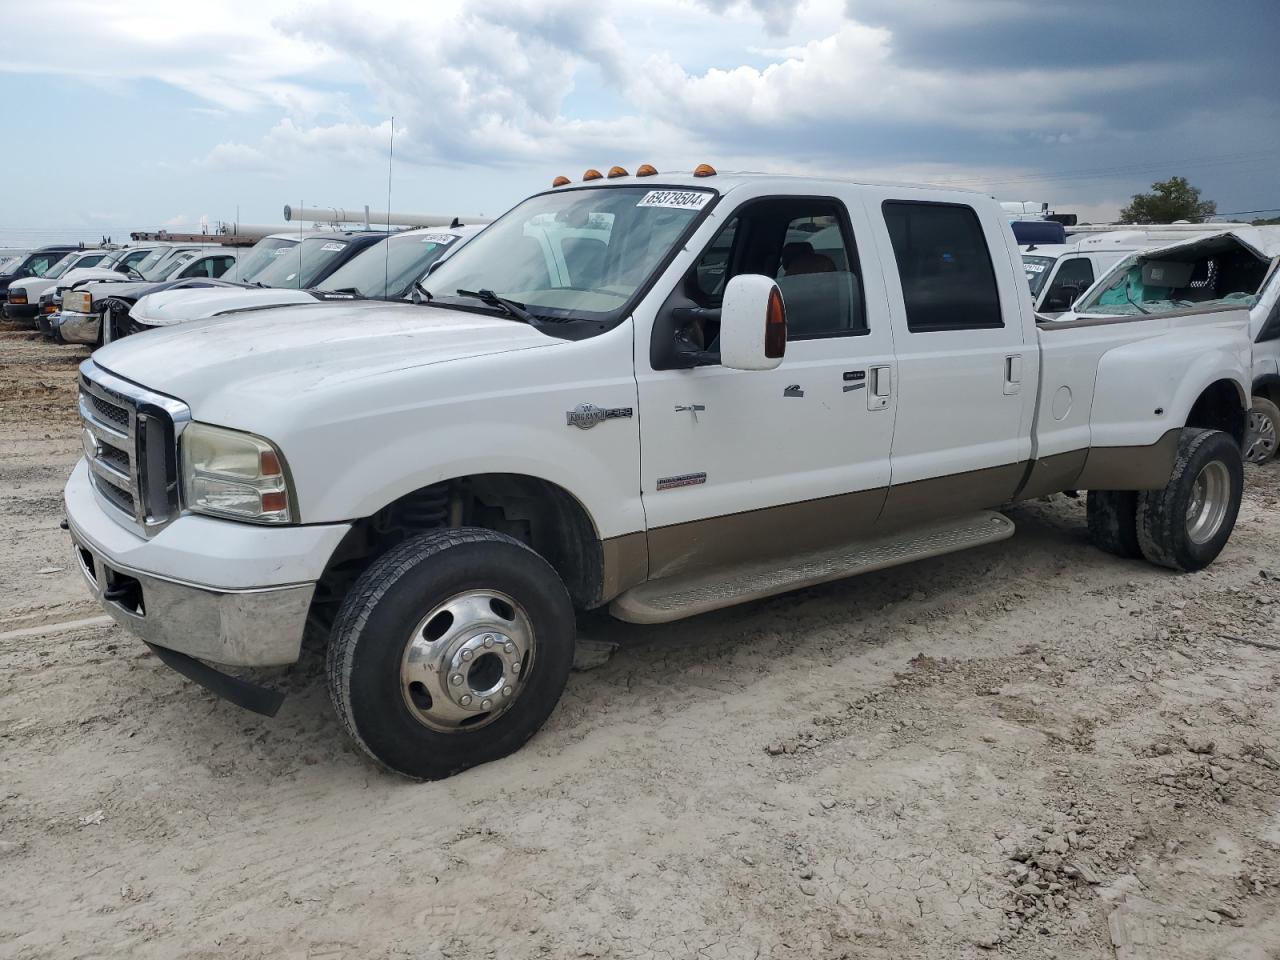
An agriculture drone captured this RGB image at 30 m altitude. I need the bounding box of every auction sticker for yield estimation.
[321,242,346,252]
[637,190,713,210]
[1024,262,1046,273]
[420,234,456,245]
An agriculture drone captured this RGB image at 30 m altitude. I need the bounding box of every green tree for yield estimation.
[1118,176,1217,224]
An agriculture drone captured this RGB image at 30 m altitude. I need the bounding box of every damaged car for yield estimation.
[1057,227,1280,462]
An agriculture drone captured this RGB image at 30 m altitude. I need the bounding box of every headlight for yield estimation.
[180,422,294,524]
[9,292,26,304]
[65,290,92,313]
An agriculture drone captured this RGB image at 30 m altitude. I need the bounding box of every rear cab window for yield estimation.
[882,200,1003,332]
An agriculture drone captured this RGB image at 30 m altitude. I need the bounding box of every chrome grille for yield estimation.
[77,360,190,536]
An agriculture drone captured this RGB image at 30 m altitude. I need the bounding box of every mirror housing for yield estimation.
[719,274,786,371]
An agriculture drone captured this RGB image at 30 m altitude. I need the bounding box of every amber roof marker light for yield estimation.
[636,164,658,177]
[552,175,571,187]
[582,168,604,181]
[607,166,628,178]
[693,163,717,177]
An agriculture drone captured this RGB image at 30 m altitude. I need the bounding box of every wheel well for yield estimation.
[1187,379,1246,447]
[307,475,604,646]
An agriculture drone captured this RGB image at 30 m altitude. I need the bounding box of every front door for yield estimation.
[860,191,1037,527]
[635,190,898,580]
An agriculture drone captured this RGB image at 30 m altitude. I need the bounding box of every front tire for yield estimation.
[1136,428,1242,572]
[1244,397,1280,465]
[326,528,575,780]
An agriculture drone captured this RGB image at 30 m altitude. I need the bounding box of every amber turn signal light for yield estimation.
[764,286,787,359]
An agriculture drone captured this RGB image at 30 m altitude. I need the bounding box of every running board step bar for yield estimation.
[611,510,1015,624]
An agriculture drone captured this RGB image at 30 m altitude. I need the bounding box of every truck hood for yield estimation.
[9,277,55,297]
[61,267,123,287]
[93,300,558,412]
[132,286,318,325]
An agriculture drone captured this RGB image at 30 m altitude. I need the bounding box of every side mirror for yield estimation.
[719,274,786,371]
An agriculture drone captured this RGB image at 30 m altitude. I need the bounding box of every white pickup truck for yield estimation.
[64,168,1252,779]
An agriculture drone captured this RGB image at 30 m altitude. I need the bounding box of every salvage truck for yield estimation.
[65,167,1253,779]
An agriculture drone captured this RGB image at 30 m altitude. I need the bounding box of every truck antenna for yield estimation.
[385,116,395,298]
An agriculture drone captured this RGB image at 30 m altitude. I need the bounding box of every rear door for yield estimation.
[636,188,898,578]
[862,192,1036,526]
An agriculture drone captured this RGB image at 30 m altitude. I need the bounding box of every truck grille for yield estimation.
[78,360,188,536]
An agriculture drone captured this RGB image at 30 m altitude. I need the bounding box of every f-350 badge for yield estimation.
[566,403,633,429]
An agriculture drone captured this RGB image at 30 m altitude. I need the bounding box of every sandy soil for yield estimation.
[1,320,1278,960]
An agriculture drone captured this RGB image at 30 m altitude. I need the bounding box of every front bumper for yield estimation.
[59,309,100,345]
[4,300,37,320]
[64,459,351,667]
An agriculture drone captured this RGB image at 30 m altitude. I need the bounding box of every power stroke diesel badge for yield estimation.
[565,403,634,429]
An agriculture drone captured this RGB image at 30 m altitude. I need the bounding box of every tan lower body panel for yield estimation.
[645,486,887,581]
[1073,429,1181,491]
[1017,449,1088,500]
[877,462,1026,530]
[599,531,648,602]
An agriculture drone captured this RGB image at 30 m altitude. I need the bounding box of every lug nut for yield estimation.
[502,685,513,696]
[461,649,473,662]
[512,661,521,673]
[484,636,494,648]
[481,698,492,710]
[460,694,472,706]
[504,642,515,654]
[450,674,463,686]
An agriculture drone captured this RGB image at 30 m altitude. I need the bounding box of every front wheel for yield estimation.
[326,528,575,780]
[1137,428,1243,572]
[1244,397,1280,465]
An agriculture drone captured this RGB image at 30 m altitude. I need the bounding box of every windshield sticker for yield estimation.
[1024,262,1046,273]
[320,242,346,252]
[270,248,290,256]
[637,190,713,211]
[420,234,456,245]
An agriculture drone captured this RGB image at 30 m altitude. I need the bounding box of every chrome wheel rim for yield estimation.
[1245,408,1277,464]
[400,589,534,733]
[1185,460,1231,545]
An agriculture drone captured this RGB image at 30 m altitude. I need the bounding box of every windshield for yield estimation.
[42,253,79,280]
[252,237,352,288]
[130,247,174,278]
[156,251,198,280]
[319,231,459,298]
[227,237,298,282]
[423,186,714,324]
[1074,240,1271,317]
[1022,255,1055,296]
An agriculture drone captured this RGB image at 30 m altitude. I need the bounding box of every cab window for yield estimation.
[687,197,867,340]
[1041,256,1094,312]
[882,200,1003,332]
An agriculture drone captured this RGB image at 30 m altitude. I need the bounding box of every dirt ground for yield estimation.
[2,319,1279,960]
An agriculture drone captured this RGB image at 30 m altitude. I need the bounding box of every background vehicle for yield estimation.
[0,245,80,307]
[124,224,482,335]
[124,231,388,333]
[1056,226,1280,463]
[58,249,242,346]
[64,170,1250,780]
[3,247,109,321]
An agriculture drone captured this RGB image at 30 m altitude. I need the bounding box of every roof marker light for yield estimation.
[693,163,717,178]
[607,166,628,178]
[636,164,658,177]
[552,175,571,187]
[583,168,603,181]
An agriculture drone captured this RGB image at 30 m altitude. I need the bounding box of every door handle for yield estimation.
[869,365,891,411]
[1004,354,1023,396]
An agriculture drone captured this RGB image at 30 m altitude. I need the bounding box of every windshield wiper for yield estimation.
[322,287,365,298]
[412,280,433,303]
[454,288,537,325]
[1125,289,1151,315]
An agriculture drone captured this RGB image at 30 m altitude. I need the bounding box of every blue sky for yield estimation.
[2,0,1277,246]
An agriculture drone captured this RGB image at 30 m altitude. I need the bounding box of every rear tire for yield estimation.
[1086,489,1142,559]
[326,528,576,780]
[1136,428,1242,572]
[1244,397,1280,465]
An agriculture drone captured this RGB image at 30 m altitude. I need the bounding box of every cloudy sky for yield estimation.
[3,0,1277,244]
